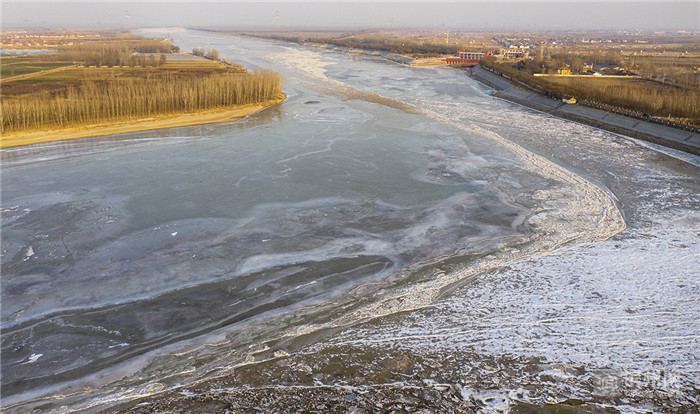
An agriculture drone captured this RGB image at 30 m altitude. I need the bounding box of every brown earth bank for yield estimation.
[112,388,620,414]
[99,345,662,413]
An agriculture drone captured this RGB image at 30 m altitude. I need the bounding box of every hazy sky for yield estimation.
[2,2,699,31]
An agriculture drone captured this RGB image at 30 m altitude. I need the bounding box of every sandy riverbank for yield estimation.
[0,94,285,148]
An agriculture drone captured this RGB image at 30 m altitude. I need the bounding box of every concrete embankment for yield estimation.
[468,66,700,156]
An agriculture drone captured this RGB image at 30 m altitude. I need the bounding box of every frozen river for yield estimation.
[1,29,698,413]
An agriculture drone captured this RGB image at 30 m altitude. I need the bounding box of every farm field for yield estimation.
[1,56,240,97]
[0,54,73,79]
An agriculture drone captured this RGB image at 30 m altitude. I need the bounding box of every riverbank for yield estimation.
[234,33,449,67]
[0,94,285,148]
[468,66,700,156]
[300,44,448,66]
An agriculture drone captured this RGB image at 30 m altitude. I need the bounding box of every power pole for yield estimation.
[123,10,131,32]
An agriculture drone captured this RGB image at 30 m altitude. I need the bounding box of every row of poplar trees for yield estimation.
[2,70,281,133]
[56,41,177,67]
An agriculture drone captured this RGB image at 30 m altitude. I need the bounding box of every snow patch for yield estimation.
[24,353,43,364]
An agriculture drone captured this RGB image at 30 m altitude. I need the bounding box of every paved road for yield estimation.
[469,66,700,156]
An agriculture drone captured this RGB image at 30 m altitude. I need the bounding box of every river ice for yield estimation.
[1,29,698,413]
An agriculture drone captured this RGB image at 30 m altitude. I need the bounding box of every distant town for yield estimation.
[1,31,105,48]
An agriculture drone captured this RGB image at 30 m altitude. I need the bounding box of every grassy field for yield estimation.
[1,57,237,96]
[0,55,74,79]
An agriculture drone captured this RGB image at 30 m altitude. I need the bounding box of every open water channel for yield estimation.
[1,29,698,413]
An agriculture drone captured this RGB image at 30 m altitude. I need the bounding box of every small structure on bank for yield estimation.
[446,48,527,67]
[446,50,493,66]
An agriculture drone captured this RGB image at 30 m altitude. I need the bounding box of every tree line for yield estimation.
[545,77,699,123]
[134,40,180,54]
[308,37,460,58]
[244,33,460,58]
[191,48,246,71]
[518,47,698,89]
[480,58,699,125]
[2,70,281,133]
[192,47,220,60]
[53,39,178,67]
